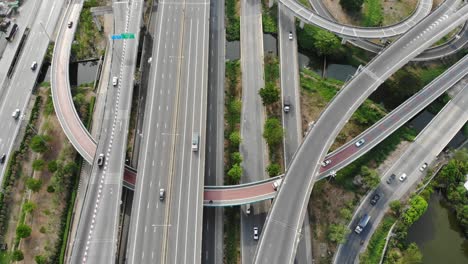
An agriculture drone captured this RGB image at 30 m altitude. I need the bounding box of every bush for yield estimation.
[30,135,49,153]
[402,195,428,226]
[26,178,43,192]
[389,200,402,216]
[32,159,46,171]
[328,223,349,244]
[266,163,281,177]
[35,255,47,264]
[48,160,58,173]
[227,164,242,183]
[229,131,242,147]
[12,250,24,261]
[340,0,364,12]
[231,152,243,164]
[312,29,341,56]
[259,83,280,105]
[47,185,55,193]
[23,201,36,214]
[16,224,32,239]
[263,118,283,147]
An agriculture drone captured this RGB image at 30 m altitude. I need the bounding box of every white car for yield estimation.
[31,61,38,71]
[321,159,331,167]
[355,138,366,147]
[12,109,20,119]
[272,179,282,191]
[399,173,407,182]
[419,163,428,171]
[288,32,293,40]
[112,76,118,86]
[253,227,259,240]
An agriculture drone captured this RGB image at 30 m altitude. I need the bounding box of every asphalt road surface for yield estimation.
[254,1,468,263]
[126,0,209,263]
[334,82,468,263]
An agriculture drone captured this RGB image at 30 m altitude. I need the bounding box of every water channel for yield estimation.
[407,193,468,264]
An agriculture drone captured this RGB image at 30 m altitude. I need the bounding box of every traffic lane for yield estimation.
[127,1,183,262]
[204,182,275,201]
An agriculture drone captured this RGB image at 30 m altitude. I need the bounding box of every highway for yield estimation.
[279,0,432,38]
[201,0,226,263]
[308,0,468,61]
[126,0,209,263]
[239,0,269,263]
[0,0,64,184]
[334,81,468,263]
[51,1,96,164]
[278,4,313,264]
[254,1,468,263]
[70,0,143,263]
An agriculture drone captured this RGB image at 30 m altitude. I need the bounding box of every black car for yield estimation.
[68,21,73,28]
[386,174,396,184]
[97,153,105,167]
[0,154,6,164]
[370,194,381,205]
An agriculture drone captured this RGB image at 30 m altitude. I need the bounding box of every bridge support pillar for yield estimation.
[269,0,274,8]
[341,37,348,45]
[299,20,304,29]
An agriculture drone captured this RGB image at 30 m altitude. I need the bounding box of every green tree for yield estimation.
[231,152,243,164]
[35,255,47,264]
[48,160,58,173]
[400,243,423,264]
[229,131,242,147]
[339,208,352,221]
[266,163,281,177]
[30,135,49,153]
[328,223,349,244]
[26,178,43,192]
[402,196,428,226]
[389,200,402,216]
[23,201,36,214]
[227,164,242,183]
[313,29,340,56]
[259,83,280,105]
[263,118,284,147]
[16,224,32,239]
[12,250,24,261]
[339,0,364,12]
[32,159,45,171]
[453,149,468,162]
[360,166,380,189]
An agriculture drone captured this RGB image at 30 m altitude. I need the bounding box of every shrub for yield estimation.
[231,152,243,164]
[30,135,49,153]
[339,0,364,12]
[16,224,32,239]
[229,131,242,147]
[263,118,283,147]
[266,163,281,177]
[32,159,46,171]
[227,164,242,183]
[26,178,43,192]
[23,201,36,214]
[12,250,24,261]
[328,223,349,244]
[48,160,58,172]
[259,83,280,105]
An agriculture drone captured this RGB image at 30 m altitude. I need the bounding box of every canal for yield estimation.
[407,193,468,264]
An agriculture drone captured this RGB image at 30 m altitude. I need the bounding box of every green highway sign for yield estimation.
[121,33,135,39]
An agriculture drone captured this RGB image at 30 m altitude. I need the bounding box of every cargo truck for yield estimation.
[354,214,371,234]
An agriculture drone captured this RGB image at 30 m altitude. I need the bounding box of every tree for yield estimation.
[30,135,49,153]
[328,223,349,244]
[402,195,428,226]
[48,160,58,173]
[263,118,284,147]
[360,166,380,189]
[389,200,402,216]
[227,164,242,183]
[400,243,423,264]
[23,201,36,214]
[312,29,341,56]
[35,255,47,264]
[266,163,281,177]
[259,83,280,105]
[229,131,242,147]
[26,178,43,192]
[339,208,352,221]
[339,0,364,12]
[12,250,24,261]
[32,159,45,171]
[16,224,32,239]
[231,152,243,164]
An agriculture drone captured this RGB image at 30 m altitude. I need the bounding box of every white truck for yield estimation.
[354,214,371,234]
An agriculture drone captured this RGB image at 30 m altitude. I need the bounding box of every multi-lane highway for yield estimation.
[254,1,468,263]
[0,0,64,183]
[127,0,209,263]
[70,0,143,263]
[201,0,226,263]
[278,4,313,264]
[335,81,468,263]
[239,0,269,263]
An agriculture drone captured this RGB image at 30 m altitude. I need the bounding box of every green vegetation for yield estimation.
[225,207,240,263]
[30,135,50,153]
[16,224,32,239]
[360,216,396,264]
[297,25,340,56]
[71,0,104,60]
[26,178,43,192]
[402,195,428,226]
[266,163,281,177]
[362,0,383,27]
[11,250,23,261]
[32,159,46,171]
[298,0,312,8]
[225,60,243,185]
[328,223,349,244]
[360,166,380,189]
[263,118,284,147]
[226,0,240,41]
[340,0,364,12]
[262,2,277,34]
[259,83,280,105]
